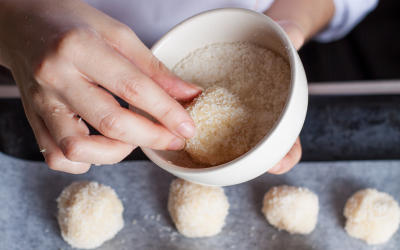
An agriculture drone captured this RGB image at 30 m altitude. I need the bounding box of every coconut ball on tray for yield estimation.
[344,188,400,245]
[57,181,124,249]
[168,178,230,238]
[262,185,319,234]
[184,86,252,165]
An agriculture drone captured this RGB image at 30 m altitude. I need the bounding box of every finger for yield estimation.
[22,99,91,174]
[101,24,203,101]
[74,41,197,139]
[268,137,302,175]
[37,102,135,164]
[276,20,305,50]
[57,74,185,150]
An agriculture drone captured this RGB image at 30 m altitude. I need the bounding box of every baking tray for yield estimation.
[0,151,399,250]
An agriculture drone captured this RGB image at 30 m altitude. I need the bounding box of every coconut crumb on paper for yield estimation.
[262,185,319,235]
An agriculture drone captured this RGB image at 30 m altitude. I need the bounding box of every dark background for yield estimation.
[0,0,399,162]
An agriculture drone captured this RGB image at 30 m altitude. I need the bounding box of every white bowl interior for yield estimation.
[130,8,307,186]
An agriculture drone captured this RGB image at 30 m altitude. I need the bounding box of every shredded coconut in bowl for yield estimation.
[158,41,291,168]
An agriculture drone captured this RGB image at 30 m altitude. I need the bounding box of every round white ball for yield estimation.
[168,178,229,237]
[344,188,400,245]
[185,86,252,166]
[57,181,124,249]
[262,185,319,234]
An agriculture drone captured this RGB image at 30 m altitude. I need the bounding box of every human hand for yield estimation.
[267,137,302,174]
[267,20,304,174]
[265,0,334,174]
[0,0,202,173]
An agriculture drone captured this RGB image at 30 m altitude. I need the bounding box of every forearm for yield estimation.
[0,0,84,68]
[0,0,39,68]
[0,0,14,67]
[264,0,335,41]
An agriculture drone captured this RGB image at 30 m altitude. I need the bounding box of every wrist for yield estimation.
[275,20,305,50]
[264,0,335,41]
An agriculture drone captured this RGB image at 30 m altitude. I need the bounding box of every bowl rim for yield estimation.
[141,7,298,175]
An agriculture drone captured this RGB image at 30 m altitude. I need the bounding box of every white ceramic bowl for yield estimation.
[130,8,308,186]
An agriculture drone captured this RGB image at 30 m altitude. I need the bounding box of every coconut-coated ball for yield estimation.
[262,185,319,234]
[168,178,229,237]
[344,188,400,245]
[57,181,124,249]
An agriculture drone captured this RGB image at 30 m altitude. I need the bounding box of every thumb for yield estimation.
[276,20,305,51]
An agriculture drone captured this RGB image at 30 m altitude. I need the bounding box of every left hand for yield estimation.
[267,137,302,174]
[267,20,304,174]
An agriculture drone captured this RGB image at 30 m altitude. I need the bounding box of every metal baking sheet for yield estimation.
[0,151,399,250]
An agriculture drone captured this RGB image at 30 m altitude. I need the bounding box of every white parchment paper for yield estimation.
[0,151,399,250]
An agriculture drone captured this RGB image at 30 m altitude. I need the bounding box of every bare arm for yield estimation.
[265,0,335,42]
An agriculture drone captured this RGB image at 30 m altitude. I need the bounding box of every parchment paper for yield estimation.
[0,151,399,250]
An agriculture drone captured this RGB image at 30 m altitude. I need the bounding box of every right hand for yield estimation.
[0,0,202,173]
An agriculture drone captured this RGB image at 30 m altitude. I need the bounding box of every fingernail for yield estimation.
[268,163,282,174]
[185,81,204,91]
[167,138,185,150]
[176,122,196,139]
